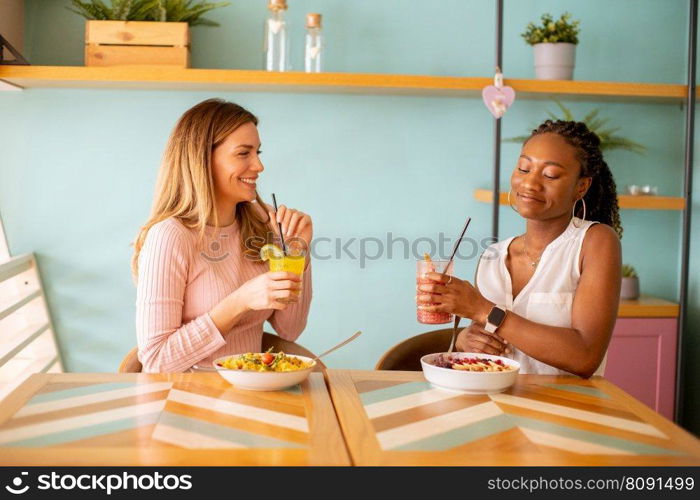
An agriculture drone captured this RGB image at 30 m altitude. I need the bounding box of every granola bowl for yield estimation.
[420,352,520,394]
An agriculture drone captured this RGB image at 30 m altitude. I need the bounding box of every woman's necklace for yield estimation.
[522,236,543,269]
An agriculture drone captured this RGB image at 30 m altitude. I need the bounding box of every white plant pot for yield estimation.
[533,42,576,80]
[620,276,640,300]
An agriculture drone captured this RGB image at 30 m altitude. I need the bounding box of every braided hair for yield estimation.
[527,120,622,238]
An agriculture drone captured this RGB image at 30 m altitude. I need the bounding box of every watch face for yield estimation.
[488,306,506,326]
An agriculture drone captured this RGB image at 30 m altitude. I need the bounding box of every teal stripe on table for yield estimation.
[359,381,432,406]
[392,413,515,451]
[511,416,683,456]
[545,384,611,399]
[28,383,137,404]
[158,411,303,448]
[2,412,161,447]
[283,385,302,395]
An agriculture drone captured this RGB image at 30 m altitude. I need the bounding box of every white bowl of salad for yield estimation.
[213,351,316,391]
[420,352,520,394]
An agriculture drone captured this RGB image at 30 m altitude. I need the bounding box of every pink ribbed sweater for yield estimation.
[135,217,312,373]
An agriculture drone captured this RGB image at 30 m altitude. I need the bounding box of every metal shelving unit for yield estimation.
[677,0,697,426]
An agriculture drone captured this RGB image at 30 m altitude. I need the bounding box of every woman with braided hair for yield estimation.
[417,120,622,377]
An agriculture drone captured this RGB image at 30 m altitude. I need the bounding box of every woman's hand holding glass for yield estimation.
[208,270,301,334]
[235,271,303,311]
[416,273,493,323]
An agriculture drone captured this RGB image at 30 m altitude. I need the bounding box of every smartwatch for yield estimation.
[484,305,507,333]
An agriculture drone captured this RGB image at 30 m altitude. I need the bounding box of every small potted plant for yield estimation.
[68,0,229,67]
[521,12,580,80]
[621,264,640,300]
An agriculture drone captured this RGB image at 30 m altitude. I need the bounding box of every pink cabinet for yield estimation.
[604,318,677,420]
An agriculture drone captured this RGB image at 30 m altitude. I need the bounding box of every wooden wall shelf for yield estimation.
[619,295,680,318]
[474,189,686,211]
[0,66,687,102]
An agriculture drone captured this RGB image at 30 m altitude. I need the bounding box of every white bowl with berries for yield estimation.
[420,352,520,394]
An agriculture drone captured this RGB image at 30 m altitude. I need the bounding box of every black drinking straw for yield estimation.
[442,216,472,278]
[444,215,471,354]
[271,193,288,255]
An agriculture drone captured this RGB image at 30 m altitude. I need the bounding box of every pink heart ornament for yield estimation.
[482,85,515,119]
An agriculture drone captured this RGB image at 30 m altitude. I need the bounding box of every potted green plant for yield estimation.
[68,0,229,67]
[521,12,580,80]
[505,100,647,155]
[621,264,640,300]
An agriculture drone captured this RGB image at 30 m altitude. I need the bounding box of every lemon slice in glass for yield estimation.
[260,244,284,261]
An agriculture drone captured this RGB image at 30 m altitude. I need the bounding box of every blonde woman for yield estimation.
[132,99,313,373]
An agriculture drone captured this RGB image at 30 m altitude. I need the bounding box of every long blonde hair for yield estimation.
[131,99,270,279]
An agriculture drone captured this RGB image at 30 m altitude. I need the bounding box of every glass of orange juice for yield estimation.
[261,243,305,303]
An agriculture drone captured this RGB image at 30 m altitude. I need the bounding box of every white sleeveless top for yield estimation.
[475,217,606,376]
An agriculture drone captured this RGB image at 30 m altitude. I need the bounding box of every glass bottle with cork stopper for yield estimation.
[263,0,290,71]
[304,13,323,73]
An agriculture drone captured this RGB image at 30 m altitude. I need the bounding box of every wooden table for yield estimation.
[2,370,699,467]
[0,372,350,466]
[326,370,700,466]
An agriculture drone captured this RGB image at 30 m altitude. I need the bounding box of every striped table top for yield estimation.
[326,370,700,466]
[0,372,349,466]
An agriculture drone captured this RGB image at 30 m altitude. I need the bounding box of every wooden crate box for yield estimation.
[85,20,189,67]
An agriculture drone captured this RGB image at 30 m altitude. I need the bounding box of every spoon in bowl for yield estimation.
[311,330,362,363]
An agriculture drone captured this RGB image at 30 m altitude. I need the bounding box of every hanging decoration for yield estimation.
[482,67,515,119]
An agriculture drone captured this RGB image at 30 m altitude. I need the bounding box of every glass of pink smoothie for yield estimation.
[416,259,454,324]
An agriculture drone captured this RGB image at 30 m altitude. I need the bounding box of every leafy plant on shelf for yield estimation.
[622,264,638,278]
[521,12,581,45]
[68,0,230,26]
[504,100,647,155]
[155,0,230,25]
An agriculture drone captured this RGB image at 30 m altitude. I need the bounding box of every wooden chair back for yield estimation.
[118,347,142,373]
[375,329,453,371]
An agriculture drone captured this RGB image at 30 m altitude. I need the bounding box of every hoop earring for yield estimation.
[572,198,587,227]
[508,190,518,213]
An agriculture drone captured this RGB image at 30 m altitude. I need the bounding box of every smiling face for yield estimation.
[511,132,592,221]
[211,121,264,206]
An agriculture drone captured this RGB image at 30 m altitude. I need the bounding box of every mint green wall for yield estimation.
[1,1,697,431]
